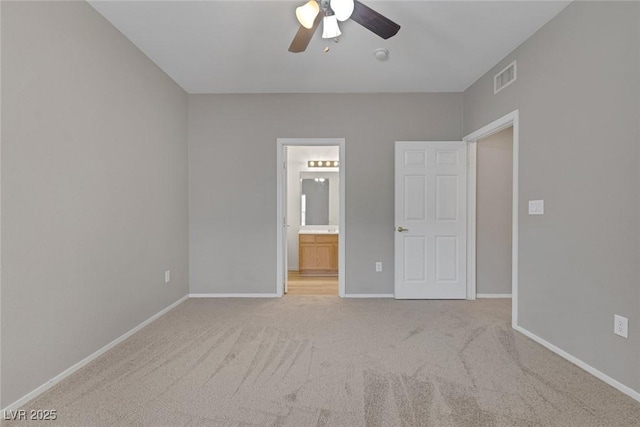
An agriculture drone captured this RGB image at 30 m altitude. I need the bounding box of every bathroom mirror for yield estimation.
[300,172,339,226]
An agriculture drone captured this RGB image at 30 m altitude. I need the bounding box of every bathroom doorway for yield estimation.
[276,138,345,297]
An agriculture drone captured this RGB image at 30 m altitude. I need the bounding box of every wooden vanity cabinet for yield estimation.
[299,234,338,276]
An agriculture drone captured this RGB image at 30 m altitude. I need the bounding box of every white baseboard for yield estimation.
[477,293,512,298]
[189,293,278,298]
[513,325,640,403]
[344,294,394,298]
[2,294,189,413]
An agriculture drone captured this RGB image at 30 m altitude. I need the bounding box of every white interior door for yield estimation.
[394,141,467,299]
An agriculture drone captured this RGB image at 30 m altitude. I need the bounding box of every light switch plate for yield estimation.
[165,270,171,283]
[528,200,544,215]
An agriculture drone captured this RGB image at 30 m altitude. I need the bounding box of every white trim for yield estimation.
[344,294,394,298]
[463,110,519,329]
[466,142,477,300]
[189,293,278,298]
[1,295,189,413]
[514,325,640,403]
[463,111,518,144]
[276,138,346,298]
[477,293,512,299]
[0,2,3,408]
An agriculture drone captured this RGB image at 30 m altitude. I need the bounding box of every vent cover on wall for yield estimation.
[494,60,517,94]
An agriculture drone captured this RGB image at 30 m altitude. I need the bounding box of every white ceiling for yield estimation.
[88,0,570,94]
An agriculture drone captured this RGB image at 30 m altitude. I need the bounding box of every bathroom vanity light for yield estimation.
[308,160,339,168]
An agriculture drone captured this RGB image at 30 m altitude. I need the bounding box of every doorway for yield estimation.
[464,110,519,327]
[276,138,346,297]
[475,126,513,299]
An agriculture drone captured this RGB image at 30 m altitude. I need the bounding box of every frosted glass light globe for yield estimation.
[330,0,354,22]
[322,15,341,39]
[296,1,320,29]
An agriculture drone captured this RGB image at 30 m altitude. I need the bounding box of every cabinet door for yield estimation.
[313,244,334,270]
[299,234,339,274]
[299,244,315,270]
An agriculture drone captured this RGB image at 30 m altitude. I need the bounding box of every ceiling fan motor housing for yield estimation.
[320,0,332,13]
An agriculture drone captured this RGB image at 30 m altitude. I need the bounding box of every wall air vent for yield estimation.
[494,60,517,94]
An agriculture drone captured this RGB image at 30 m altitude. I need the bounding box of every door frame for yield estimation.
[463,110,519,328]
[276,138,346,297]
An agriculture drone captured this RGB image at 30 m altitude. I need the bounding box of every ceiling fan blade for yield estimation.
[350,0,400,40]
[288,13,323,53]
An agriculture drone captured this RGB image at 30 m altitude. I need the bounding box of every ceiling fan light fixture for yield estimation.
[330,0,354,22]
[322,15,341,39]
[296,0,320,29]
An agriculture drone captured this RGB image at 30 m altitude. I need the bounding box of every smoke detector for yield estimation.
[374,48,389,61]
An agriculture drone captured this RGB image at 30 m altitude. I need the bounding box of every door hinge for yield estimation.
[283,161,287,170]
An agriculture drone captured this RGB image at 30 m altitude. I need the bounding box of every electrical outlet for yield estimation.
[165,270,171,284]
[375,262,382,272]
[614,314,628,338]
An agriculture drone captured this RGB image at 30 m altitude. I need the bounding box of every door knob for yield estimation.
[397,226,409,232]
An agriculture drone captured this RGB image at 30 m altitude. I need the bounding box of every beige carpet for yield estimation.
[6,297,640,426]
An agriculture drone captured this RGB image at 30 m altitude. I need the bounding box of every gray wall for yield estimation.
[464,1,640,393]
[1,1,189,407]
[189,93,462,294]
[476,127,513,295]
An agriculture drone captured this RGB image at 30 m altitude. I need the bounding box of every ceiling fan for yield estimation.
[289,0,401,53]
